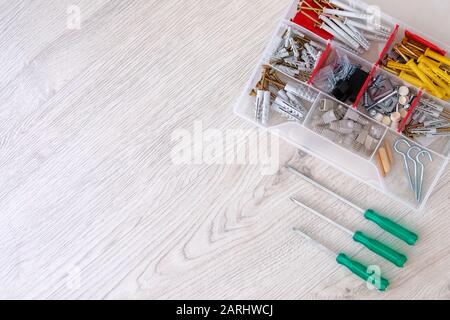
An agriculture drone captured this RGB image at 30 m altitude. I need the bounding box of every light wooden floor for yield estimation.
[0,0,449,300]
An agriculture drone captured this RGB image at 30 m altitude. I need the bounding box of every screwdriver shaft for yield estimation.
[292,228,337,256]
[287,165,364,214]
[290,197,354,237]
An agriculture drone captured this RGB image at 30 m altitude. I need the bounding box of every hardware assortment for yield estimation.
[381,35,450,101]
[270,26,325,82]
[236,0,449,213]
[308,98,384,157]
[360,74,415,131]
[235,0,449,293]
[404,98,450,139]
[313,50,369,103]
[293,0,392,54]
[358,72,450,154]
[251,66,318,125]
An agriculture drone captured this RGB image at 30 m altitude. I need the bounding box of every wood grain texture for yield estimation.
[0,0,448,300]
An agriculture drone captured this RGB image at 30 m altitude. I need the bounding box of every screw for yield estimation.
[363,91,370,107]
[367,90,398,111]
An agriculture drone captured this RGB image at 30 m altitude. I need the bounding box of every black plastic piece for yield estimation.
[331,68,369,103]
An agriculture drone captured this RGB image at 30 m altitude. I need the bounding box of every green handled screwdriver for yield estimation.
[293,227,390,291]
[291,197,408,268]
[287,166,418,246]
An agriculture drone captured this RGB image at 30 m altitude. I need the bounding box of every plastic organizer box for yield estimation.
[234,0,450,212]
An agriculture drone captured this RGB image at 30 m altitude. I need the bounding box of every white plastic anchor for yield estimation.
[320,15,360,50]
[323,8,371,21]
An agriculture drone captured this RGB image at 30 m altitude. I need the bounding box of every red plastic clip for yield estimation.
[376,24,399,66]
[292,0,333,40]
[398,90,423,133]
[308,42,332,85]
[352,65,377,109]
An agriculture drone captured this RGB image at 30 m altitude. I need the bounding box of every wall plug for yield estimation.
[335,104,347,119]
[274,48,290,59]
[284,84,317,102]
[301,50,313,68]
[344,108,369,126]
[343,133,358,146]
[273,102,305,122]
[322,129,345,144]
[312,115,326,127]
[276,65,299,77]
[255,90,264,122]
[290,38,300,58]
[284,27,292,48]
[304,43,319,60]
[277,89,290,101]
[329,120,357,134]
[286,92,307,113]
[261,91,271,126]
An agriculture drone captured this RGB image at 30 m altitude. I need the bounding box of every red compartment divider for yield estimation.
[405,30,446,55]
[352,64,377,109]
[376,24,399,66]
[292,0,333,41]
[308,42,332,85]
[398,90,423,133]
